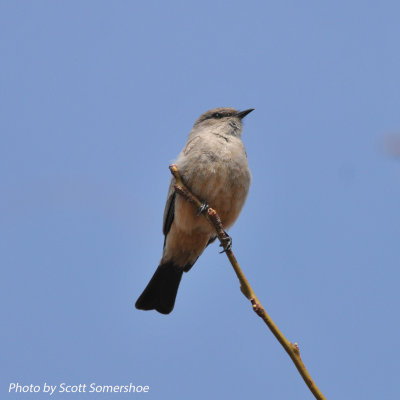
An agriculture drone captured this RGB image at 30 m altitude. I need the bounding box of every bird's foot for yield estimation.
[219,232,232,253]
[197,201,209,216]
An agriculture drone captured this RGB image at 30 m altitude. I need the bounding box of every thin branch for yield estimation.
[169,164,327,400]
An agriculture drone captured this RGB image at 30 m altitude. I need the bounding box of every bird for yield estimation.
[135,107,253,314]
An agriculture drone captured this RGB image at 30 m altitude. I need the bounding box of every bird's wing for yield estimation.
[163,179,176,239]
[162,135,202,243]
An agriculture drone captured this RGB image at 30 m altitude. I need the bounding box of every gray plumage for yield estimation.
[136,107,253,314]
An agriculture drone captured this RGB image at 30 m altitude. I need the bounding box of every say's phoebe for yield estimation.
[135,107,253,314]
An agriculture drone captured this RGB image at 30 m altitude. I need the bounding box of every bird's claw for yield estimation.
[197,201,209,216]
[219,233,232,253]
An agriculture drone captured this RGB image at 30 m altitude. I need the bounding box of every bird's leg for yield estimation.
[219,231,232,253]
[197,201,209,216]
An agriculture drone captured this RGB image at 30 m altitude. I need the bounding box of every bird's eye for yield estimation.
[213,113,222,119]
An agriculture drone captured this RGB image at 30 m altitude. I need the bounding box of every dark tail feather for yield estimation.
[135,262,183,314]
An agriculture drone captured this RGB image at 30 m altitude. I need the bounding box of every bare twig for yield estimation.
[169,164,327,400]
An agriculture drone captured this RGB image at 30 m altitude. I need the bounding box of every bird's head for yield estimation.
[193,107,254,137]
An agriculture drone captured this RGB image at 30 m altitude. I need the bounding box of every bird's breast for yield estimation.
[178,142,251,230]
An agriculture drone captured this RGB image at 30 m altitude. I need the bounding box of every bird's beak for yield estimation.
[236,108,255,119]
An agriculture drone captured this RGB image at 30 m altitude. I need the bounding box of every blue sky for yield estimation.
[1,1,400,399]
